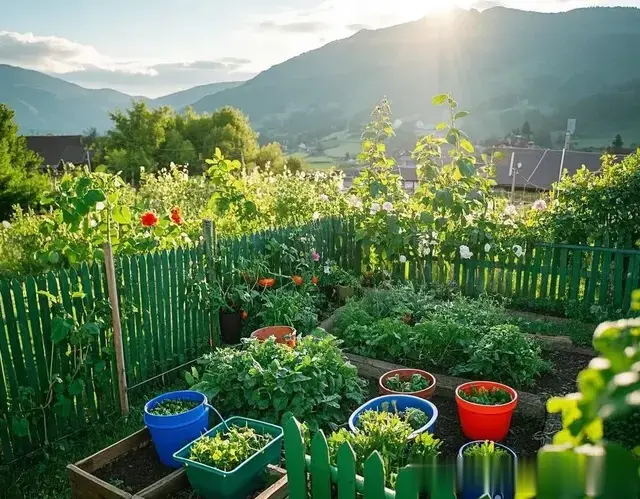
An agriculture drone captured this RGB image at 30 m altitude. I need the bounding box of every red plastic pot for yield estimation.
[379,369,436,400]
[250,326,296,347]
[455,381,518,441]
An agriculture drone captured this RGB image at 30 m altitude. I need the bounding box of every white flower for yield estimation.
[348,195,362,209]
[95,201,105,211]
[1,221,11,229]
[144,231,151,238]
[370,202,381,215]
[320,194,329,202]
[399,255,407,263]
[324,266,331,274]
[464,214,474,224]
[459,245,473,260]
[513,245,524,258]
[532,199,548,211]
[382,201,393,212]
[89,219,98,228]
[312,211,320,221]
[484,243,491,252]
[504,204,517,216]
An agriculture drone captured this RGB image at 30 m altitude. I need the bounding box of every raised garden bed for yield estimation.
[67,427,288,499]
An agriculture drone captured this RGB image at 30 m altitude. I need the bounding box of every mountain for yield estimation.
[0,64,244,134]
[192,7,640,145]
[150,81,242,110]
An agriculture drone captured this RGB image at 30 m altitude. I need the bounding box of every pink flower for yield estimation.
[312,250,320,262]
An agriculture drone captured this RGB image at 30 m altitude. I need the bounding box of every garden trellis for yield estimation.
[1,215,640,462]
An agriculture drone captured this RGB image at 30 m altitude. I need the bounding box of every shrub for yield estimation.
[452,324,550,388]
[408,319,476,371]
[332,302,375,336]
[355,285,418,319]
[193,336,367,431]
[341,318,412,361]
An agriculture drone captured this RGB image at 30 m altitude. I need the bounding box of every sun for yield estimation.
[396,0,462,17]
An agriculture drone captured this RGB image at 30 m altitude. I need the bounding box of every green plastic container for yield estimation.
[173,416,283,499]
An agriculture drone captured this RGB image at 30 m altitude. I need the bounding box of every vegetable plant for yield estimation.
[188,425,272,471]
[148,399,199,416]
[384,373,431,393]
[458,386,512,406]
[376,400,429,430]
[193,336,367,431]
[462,440,508,458]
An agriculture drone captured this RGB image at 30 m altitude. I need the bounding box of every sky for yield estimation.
[1,0,640,97]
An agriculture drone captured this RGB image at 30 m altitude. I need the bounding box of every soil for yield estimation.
[93,442,174,494]
[535,349,593,398]
[164,470,282,499]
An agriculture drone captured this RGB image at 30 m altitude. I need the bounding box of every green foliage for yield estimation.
[452,324,550,387]
[383,373,431,393]
[462,440,509,458]
[188,424,272,471]
[458,386,513,406]
[0,104,48,219]
[253,142,285,173]
[193,336,367,431]
[147,399,199,416]
[258,287,319,335]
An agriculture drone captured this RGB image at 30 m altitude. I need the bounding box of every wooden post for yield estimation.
[103,242,130,416]
[202,219,218,348]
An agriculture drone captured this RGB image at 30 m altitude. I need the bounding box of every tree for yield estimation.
[612,134,624,150]
[253,142,285,173]
[0,104,48,219]
[521,121,532,138]
[285,155,307,173]
[155,129,197,170]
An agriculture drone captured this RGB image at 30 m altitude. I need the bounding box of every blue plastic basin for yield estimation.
[144,390,210,468]
[348,394,438,438]
[457,441,517,499]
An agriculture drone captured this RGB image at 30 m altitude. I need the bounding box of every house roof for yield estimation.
[492,147,627,190]
[25,135,87,167]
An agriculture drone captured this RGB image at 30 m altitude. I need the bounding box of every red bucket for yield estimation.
[250,326,296,347]
[379,369,437,400]
[455,381,518,441]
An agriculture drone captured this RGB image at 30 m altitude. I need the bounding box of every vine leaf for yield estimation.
[51,316,74,343]
[11,415,30,437]
[68,379,85,396]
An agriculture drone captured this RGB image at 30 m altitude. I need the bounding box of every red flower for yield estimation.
[311,276,319,286]
[292,275,304,286]
[141,211,159,227]
[170,206,184,225]
[241,310,249,320]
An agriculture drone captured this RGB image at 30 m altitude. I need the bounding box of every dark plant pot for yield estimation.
[219,310,243,344]
[336,285,355,301]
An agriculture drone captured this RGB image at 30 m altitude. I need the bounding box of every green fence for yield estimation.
[283,415,639,498]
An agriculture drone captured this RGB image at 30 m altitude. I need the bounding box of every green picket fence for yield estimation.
[283,415,640,498]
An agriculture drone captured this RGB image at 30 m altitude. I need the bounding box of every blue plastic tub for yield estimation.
[348,394,438,438]
[457,441,517,499]
[144,390,211,468]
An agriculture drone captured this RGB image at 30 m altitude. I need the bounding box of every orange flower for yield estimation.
[140,211,159,227]
[311,276,319,285]
[241,310,249,320]
[292,275,304,286]
[170,212,184,225]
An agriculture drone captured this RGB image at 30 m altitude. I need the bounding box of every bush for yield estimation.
[452,324,550,387]
[342,318,412,361]
[332,302,375,336]
[193,336,367,431]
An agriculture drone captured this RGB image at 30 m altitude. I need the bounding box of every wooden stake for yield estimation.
[202,219,219,348]
[103,242,130,416]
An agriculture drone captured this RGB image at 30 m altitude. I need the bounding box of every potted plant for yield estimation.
[322,261,360,301]
[379,368,437,400]
[173,416,284,499]
[455,381,518,441]
[143,390,211,467]
[238,255,271,287]
[457,440,517,499]
[212,281,258,345]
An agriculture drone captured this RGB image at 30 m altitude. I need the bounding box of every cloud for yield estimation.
[0,30,254,96]
[258,20,329,33]
[345,24,374,32]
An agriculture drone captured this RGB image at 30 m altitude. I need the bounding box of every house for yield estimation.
[26,135,89,170]
[491,147,628,191]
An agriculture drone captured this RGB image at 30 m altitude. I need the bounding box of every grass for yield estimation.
[1,377,189,499]
[509,315,595,348]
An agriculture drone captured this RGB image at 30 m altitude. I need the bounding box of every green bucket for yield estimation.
[173,416,283,499]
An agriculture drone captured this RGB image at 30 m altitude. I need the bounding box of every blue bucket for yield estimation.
[348,394,438,438]
[457,441,517,499]
[144,390,211,468]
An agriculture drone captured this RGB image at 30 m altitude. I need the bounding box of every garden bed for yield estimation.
[67,427,288,499]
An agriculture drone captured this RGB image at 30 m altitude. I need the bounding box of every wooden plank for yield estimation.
[160,251,172,365]
[622,254,640,312]
[130,257,147,381]
[540,246,553,299]
[67,464,132,499]
[78,264,99,423]
[182,250,194,359]
[283,416,308,499]
[363,451,386,499]
[599,250,612,306]
[146,253,160,374]
[395,466,419,498]
[121,257,138,384]
[58,268,81,430]
[139,256,155,378]
[337,442,357,499]
[548,247,560,300]
[175,249,186,364]
[0,296,16,461]
[586,247,601,304]
[0,280,27,392]
[557,248,569,302]
[569,249,583,301]
[613,248,625,309]
[530,246,543,299]
[154,252,167,369]
[310,431,331,499]
[45,272,65,434]
[25,277,48,395]
[75,427,150,472]
[68,267,88,429]
[168,250,180,365]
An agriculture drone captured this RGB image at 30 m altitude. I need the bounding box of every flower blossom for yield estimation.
[324,266,331,274]
[349,195,362,209]
[311,250,320,262]
[370,202,381,215]
[89,219,98,228]
[504,204,517,217]
[170,206,184,225]
[2,221,11,229]
[320,194,329,202]
[382,202,393,212]
[140,211,159,227]
[459,245,473,260]
[484,243,491,252]
[513,245,525,258]
[95,202,105,212]
[532,199,548,211]
[312,211,320,221]
[399,255,407,263]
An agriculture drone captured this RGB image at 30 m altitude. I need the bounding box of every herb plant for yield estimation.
[193,336,367,431]
[462,440,509,458]
[148,399,199,416]
[384,373,431,393]
[188,425,272,471]
[458,386,512,406]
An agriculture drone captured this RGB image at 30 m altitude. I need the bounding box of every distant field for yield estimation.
[325,141,361,158]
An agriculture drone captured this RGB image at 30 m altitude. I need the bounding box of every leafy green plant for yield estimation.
[452,324,550,388]
[384,373,431,393]
[462,440,508,458]
[188,425,272,471]
[458,386,512,406]
[193,336,367,431]
[148,399,199,416]
[258,287,318,334]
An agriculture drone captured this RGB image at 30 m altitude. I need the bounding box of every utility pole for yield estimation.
[509,153,522,202]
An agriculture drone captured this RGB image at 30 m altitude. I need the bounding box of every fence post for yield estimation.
[103,242,130,416]
[202,219,218,347]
